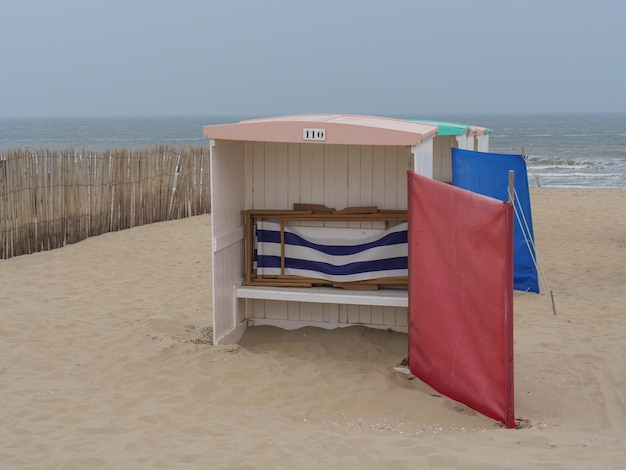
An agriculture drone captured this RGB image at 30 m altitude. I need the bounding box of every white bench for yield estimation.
[236,285,408,307]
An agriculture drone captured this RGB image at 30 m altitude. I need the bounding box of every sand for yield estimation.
[1,189,625,469]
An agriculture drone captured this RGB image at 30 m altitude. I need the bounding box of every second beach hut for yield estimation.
[411,120,491,183]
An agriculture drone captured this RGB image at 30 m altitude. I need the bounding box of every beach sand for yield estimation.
[1,189,625,469]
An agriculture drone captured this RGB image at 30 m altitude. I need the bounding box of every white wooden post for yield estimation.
[410,140,434,178]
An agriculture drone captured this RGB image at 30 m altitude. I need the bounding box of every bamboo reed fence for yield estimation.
[0,145,210,259]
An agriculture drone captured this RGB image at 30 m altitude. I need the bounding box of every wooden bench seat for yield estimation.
[236,285,408,308]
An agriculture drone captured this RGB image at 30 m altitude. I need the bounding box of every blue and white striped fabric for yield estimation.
[255,221,408,282]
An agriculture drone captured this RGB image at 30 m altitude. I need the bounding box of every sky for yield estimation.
[2,0,626,118]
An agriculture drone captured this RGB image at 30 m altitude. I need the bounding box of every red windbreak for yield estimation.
[407,171,515,428]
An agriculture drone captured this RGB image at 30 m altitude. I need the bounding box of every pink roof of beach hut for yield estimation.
[203,114,438,344]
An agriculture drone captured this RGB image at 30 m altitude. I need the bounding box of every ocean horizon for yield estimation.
[1,112,625,189]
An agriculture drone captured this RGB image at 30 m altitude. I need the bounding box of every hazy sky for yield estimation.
[2,0,625,118]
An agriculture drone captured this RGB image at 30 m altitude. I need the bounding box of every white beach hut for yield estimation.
[204,114,438,344]
[411,120,491,183]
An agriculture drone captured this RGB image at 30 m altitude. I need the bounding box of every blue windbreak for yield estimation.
[452,148,539,293]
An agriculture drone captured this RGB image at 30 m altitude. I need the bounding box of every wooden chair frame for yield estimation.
[243,204,408,290]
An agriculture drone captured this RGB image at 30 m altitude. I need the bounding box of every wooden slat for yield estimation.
[333,206,379,214]
[384,146,398,209]
[323,144,336,210]
[311,144,325,208]
[347,145,362,229]
[298,144,313,204]
[245,212,253,284]
[254,213,406,222]
[334,144,349,213]
[264,142,278,209]
[280,220,285,275]
[236,285,408,308]
[292,203,333,213]
[287,143,300,210]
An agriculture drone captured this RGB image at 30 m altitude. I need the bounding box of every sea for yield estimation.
[1,113,625,189]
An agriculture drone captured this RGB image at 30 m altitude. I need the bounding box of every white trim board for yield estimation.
[236,286,408,308]
[248,318,408,333]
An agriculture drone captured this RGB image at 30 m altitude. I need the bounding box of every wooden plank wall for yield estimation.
[247,143,409,210]
[456,134,470,151]
[411,141,434,178]
[210,140,247,342]
[476,135,490,152]
[244,142,411,330]
[432,135,457,183]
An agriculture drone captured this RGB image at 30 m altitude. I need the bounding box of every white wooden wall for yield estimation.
[459,134,490,152]
[210,140,247,343]
[476,134,490,152]
[211,139,434,343]
[241,142,416,333]
[411,141,433,177]
[456,134,470,150]
[245,142,415,211]
[431,135,457,183]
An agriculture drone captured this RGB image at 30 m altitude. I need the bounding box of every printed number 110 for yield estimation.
[303,128,326,141]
